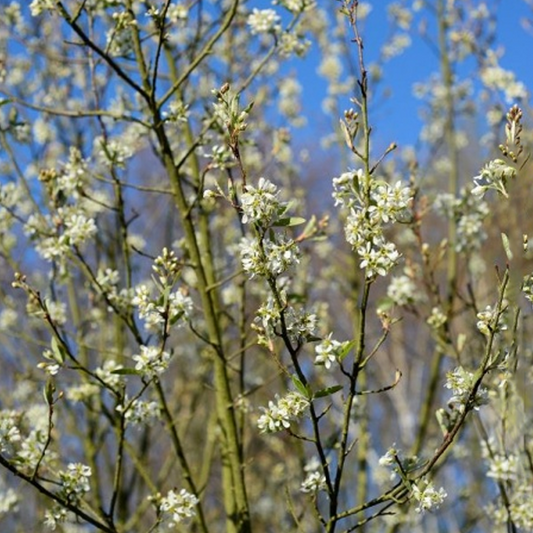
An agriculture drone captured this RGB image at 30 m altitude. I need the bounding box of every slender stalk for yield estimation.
[411,0,460,459]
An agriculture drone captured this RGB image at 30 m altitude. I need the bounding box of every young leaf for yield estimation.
[50,336,66,364]
[290,374,311,399]
[314,385,343,399]
[273,217,306,227]
[338,340,356,362]
[501,232,513,261]
[112,368,142,375]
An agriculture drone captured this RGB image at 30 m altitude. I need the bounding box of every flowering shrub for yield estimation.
[1,1,533,532]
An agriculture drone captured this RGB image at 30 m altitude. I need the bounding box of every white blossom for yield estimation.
[412,481,447,513]
[247,9,280,35]
[300,471,327,493]
[158,489,199,526]
[0,410,21,454]
[257,392,309,433]
[117,398,161,427]
[314,333,349,369]
[132,345,170,379]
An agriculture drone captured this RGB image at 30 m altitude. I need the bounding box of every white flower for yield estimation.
[95,360,124,388]
[64,214,97,246]
[358,238,400,278]
[300,471,326,493]
[0,410,21,454]
[427,306,446,329]
[412,481,447,513]
[257,392,309,433]
[487,453,518,481]
[240,235,300,278]
[445,366,488,410]
[240,177,285,226]
[476,304,507,336]
[247,9,280,35]
[59,463,92,503]
[480,66,527,104]
[387,275,419,306]
[274,0,313,13]
[46,300,67,325]
[29,0,55,16]
[66,383,100,403]
[159,489,199,525]
[314,333,348,369]
[0,476,18,514]
[378,445,398,467]
[472,159,516,198]
[117,398,161,427]
[0,308,18,330]
[132,345,170,378]
[44,507,67,530]
[168,290,193,325]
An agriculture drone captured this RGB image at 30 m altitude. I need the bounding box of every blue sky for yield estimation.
[290,1,533,153]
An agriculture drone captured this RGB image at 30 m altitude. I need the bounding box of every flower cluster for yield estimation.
[152,247,181,286]
[212,85,252,134]
[162,99,190,123]
[117,398,161,427]
[444,366,488,411]
[0,410,21,454]
[486,453,518,481]
[274,0,314,13]
[29,0,55,17]
[434,188,489,252]
[240,177,288,226]
[132,283,192,332]
[314,333,349,369]
[257,392,309,433]
[507,486,533,529]
[472,159,517,198]
[333,170,412,277]
[95,360,125,389]
[480,62,528,104]
[411,480,447,513]
[25,209,97,262]
[476,304,508,336]
[254,293,317,344]
[240,235,300,278]
[378,445,399,467]
[43,507,68,530]
[0,476,18,515]
[58,463,92,504]
[132,345,171,379]
[300,470,327,493]
[427,306,447,329]
[299,457,327,493]
[387,274,423,306]
[66,383,100,403]
[247,9,281,35]
[158,488,199,526]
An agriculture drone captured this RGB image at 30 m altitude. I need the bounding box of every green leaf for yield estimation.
[242,101,255,114]
[50,336,66,364]
[501,232,513,260]
[301,215,317,236]
[43,379,56,406]
[290,375,311,399]
[314,385,343,399]
[338,340,356,362]
[112,368,141,375]
[273,217,306,227]
[377,296,395,313]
